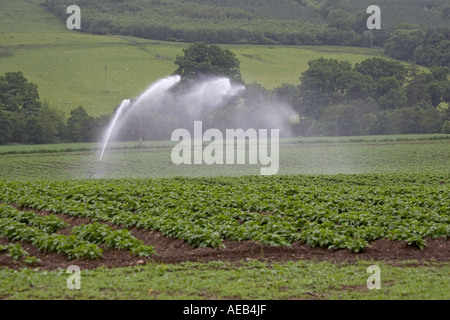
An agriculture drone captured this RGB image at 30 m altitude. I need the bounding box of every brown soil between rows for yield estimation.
[1,211,449,271]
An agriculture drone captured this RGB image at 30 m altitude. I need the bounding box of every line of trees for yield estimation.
[1,46,450,146]
[278,56,450,136]
[0,72,107,145]
[42,0,387,47]
[385,25,450,68]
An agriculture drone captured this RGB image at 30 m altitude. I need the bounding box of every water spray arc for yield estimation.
[99,99,130,161]
[91,74,295,179]
[98,75,182,162]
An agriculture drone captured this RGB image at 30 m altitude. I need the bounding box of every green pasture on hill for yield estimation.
[0,0,389,117]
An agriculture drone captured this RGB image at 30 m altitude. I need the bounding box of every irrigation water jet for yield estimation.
[99,99,131,161]
[99,75,181,161]
[97,74,299,170]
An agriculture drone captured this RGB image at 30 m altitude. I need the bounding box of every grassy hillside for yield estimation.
[0,0,389,117]
[37,0,450,44]
[346,0,450,28]
[190,0,450,28]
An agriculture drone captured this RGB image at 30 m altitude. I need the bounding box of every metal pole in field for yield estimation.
[104,64,107,93]
[139,103,142,150]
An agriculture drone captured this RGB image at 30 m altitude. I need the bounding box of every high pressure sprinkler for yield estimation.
[87,160,111,179]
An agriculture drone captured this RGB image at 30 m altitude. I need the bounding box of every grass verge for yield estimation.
[0,260,449,300]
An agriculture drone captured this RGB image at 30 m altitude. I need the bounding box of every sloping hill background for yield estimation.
[1,0,387,116]
[345,0,450,28]
[38,0,449,45]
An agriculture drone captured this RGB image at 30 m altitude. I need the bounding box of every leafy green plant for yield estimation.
[6,243,28,259]
[0,173,448,252]
[0,204,68,233]
[0,243,41,265]
[0,218,102,259]
[72,222,155,256]
[24,256,41,265]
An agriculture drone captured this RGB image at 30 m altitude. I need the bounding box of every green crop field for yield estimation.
[1,173,449,252]
[0,135,449,181]
[0,0,390,117]
[0,138,449,300]
[1,0,449,303]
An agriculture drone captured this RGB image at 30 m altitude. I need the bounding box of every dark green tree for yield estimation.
[428,66,450,107]
[354,58,407,83]
[347,73,375,101]
[327,9,352,31]
[443,81,450,104]
[174,42,242,83]
[0,71,42,116]
[375,77,403,99]
[385,28,425,61]
[299,58,355,118]
[318,0,348,18]
[274,83,302,114]
[0,110,11,145]
[66,106,94,142]
[378,88,407,110]
[430,65,450,82]
[442,121,450,134]
[8,113,26,144]
[441,5,450,19]
[351,10,368,34]
[300,58,353,98]
[23,116,44,144]
[39,103,66,143]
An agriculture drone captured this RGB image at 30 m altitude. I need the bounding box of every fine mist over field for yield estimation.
[99,75,296,160]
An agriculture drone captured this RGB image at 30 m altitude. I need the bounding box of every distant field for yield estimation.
[0,0,390,117]
[0,135,448,181]
[0,134,449,155]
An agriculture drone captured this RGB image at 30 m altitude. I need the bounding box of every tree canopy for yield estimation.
[174,42,242,83]
[354,57,407,83]
[0,71,42,116]
[298,57,450,120]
